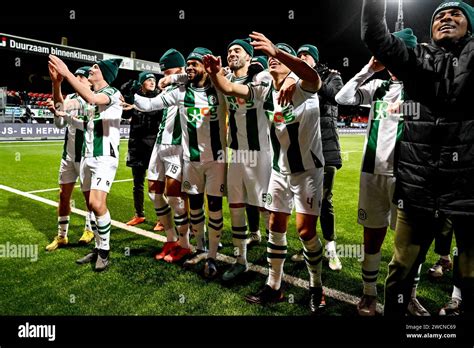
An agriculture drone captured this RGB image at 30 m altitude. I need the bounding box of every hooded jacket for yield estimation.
[361,0,474,217]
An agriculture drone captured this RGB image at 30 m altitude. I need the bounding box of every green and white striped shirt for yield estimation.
[225,71,271,151]
[134,83,226,162]
[155,84,182,146]
[335,64,404,176]
[248,81,324,175]
[56,93,84,162]
[65,86,122,158]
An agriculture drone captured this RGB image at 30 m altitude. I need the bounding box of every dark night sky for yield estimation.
[1,0,472,92]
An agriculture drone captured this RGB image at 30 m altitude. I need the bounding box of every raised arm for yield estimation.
[335,57,383,106]
[249,31,321,92]
[48,55,109,106]
[47,100,84,130]
[203,55,251,100]
[361,0,413,80]
[132,86,181,112]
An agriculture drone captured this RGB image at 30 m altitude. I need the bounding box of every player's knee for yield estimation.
[165,178,182,197]
[207,195,222,212]
[89,200,106,216]
[59,189,71,203]
[269,214,286,233]
[298,227,316,241]
[148,180,165,194]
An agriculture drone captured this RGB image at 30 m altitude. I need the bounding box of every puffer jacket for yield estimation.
[126,88,162,168]
[317,65,344,169]
[362,0,474,217]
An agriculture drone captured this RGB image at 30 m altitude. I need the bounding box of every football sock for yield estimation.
[57,216,69,237]
[207,210,223,259]
[96,210,111,251]
[168,196,190,249]
[301,235,323,288]
[362,252,381,296]
[230,207,248,265]
[190,208,206,251]
[266,230,287,290]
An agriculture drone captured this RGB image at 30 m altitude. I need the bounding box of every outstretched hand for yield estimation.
[249,32,277,57]
[47,99,66,117]
[278,77,297,106]
[203,54,222,75]
[48,55,71,78]
[368,56,385,73]
[121,102,136,111]
[48,64,63,84]
[158,76,172,90]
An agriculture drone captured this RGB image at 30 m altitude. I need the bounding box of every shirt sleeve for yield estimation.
[62,113,85,130]
[292,81,317,108]
[335,64,376,106]
[134,87,179,112]
[247,80,271,103]
[53,115,67,129]
[169,73,188,85]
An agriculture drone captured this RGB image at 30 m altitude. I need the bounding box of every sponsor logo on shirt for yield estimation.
[186,106,218,121]
[265,105,295,124]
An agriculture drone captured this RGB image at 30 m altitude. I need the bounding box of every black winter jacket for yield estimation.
[362,0,474,217]
[318,66,344,169]
[125,89,162,168]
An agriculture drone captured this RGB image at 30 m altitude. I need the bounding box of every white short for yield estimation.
[227,149,271,207]
[266,167,323,216]
[358,172,397,230]
[58,159,80,185]
[147,144,183,182]
[80,156,119,193]
[182,160,226,197]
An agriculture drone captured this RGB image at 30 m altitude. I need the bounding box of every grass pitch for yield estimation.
[0,135,454,316]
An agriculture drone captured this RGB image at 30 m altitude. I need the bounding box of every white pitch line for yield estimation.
[0,143,65,147]
[27,179,133,194]
[113,179,134,183]
[0,139,129,145]
[0,183,382,314]
[0,140,64,144]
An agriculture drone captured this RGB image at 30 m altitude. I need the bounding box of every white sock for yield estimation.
[301,235,323,288]
[411,264,422,298]
[85,211,92,231]
[190,208,206,251]
[149,192,173,231]
[168,196,190,249]
[57,216,70,237]
[96,210,111,251]
[362,252,382,296]
[90,213,100,249]
[207,210,223,259]
[230,207,247,265]
[452,285,462,301]
[266,230,287,290]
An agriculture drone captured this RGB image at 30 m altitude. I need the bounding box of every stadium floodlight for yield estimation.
[395,0,404,31]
